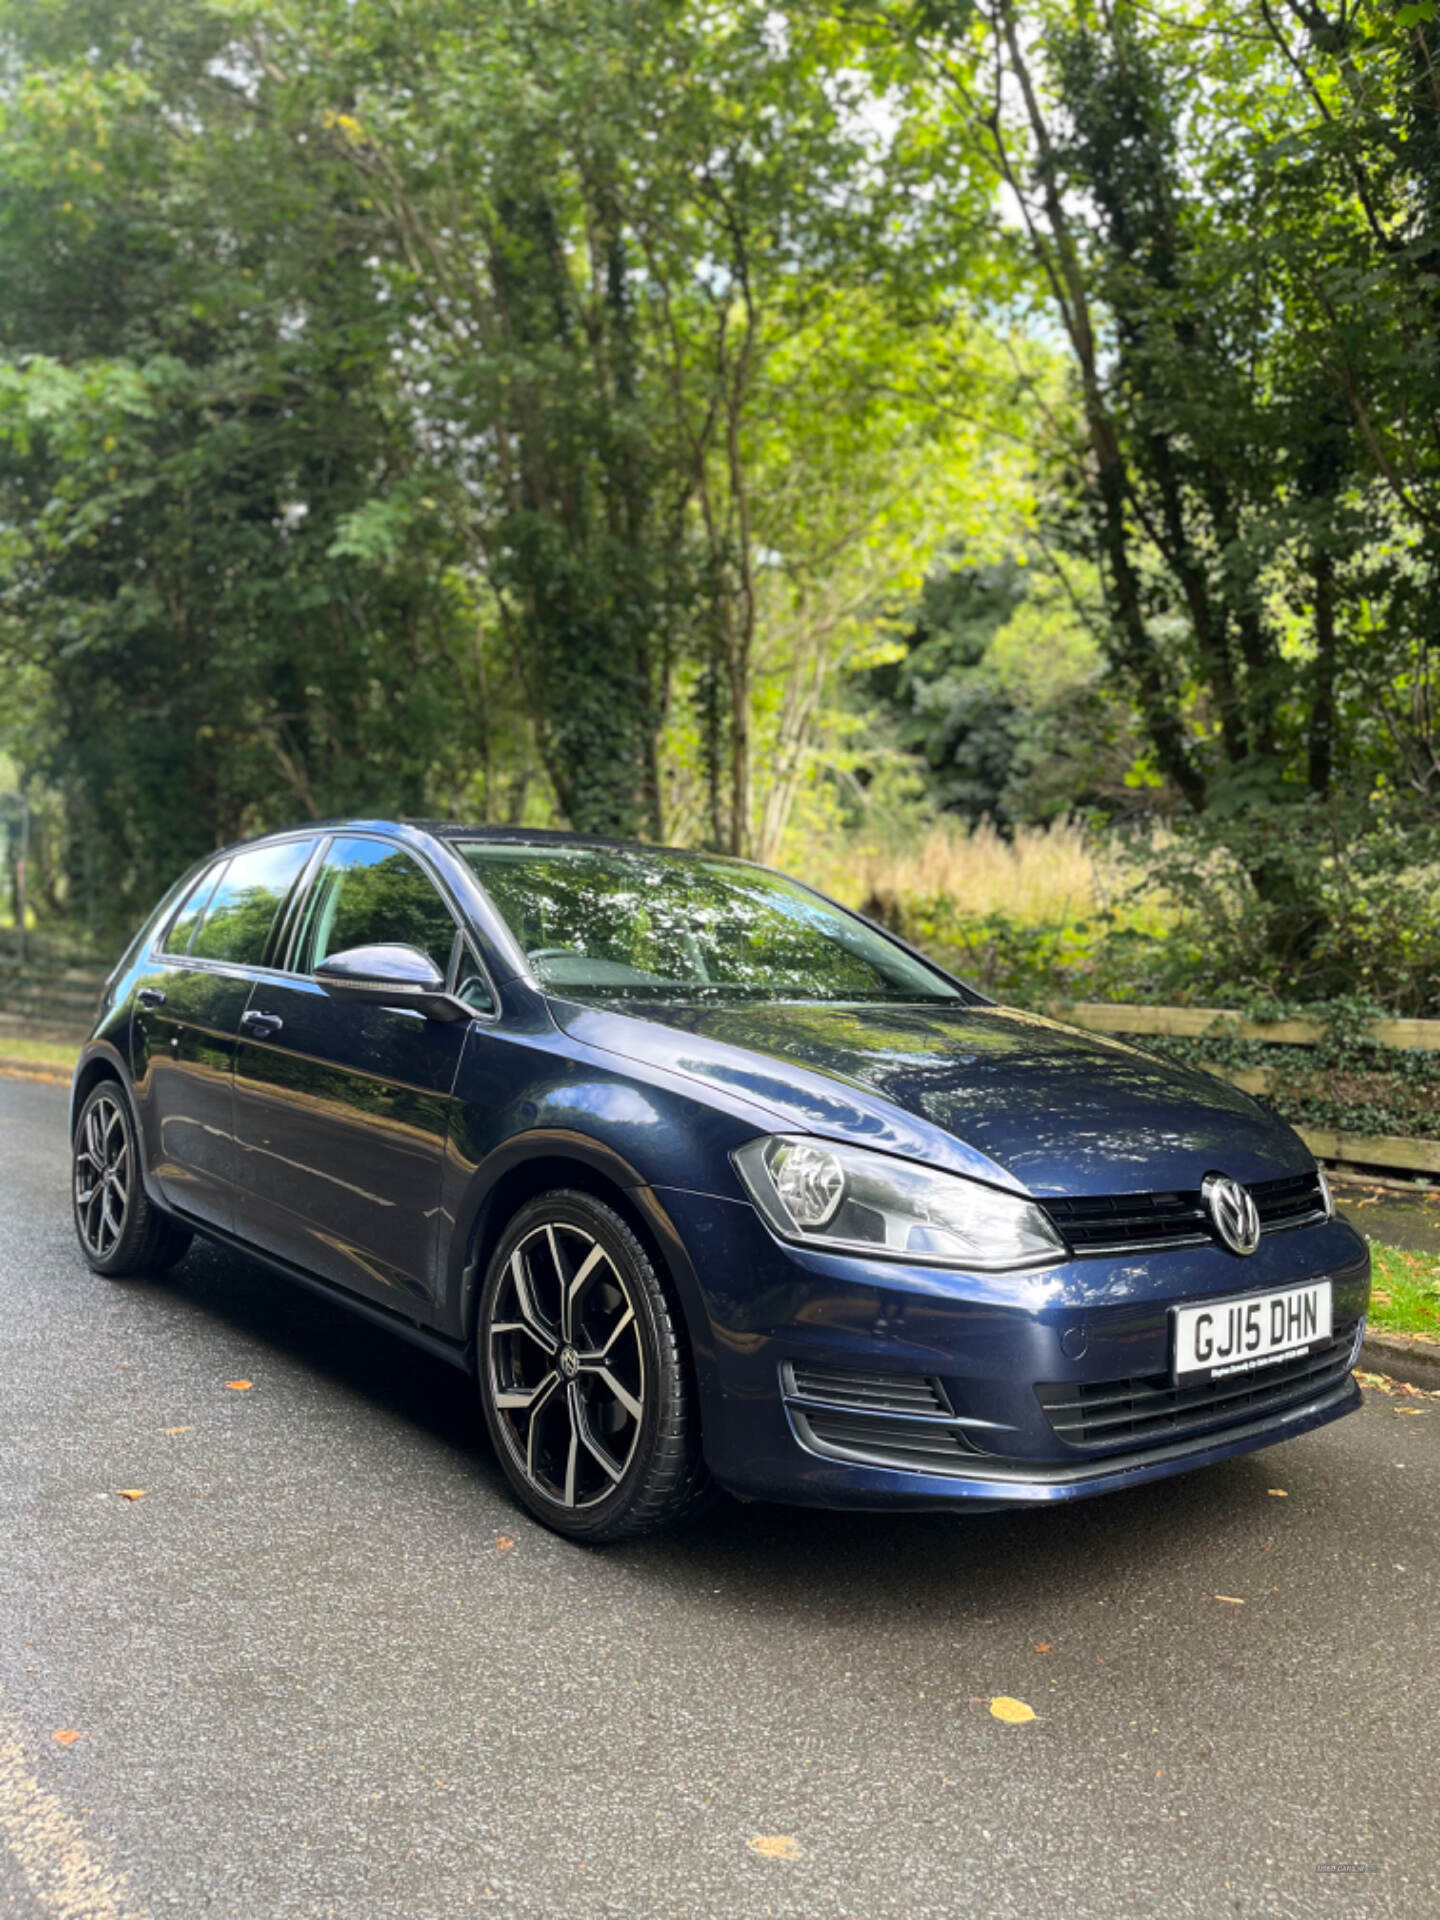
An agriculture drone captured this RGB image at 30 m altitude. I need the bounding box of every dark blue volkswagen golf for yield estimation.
[71,820,1369,1541]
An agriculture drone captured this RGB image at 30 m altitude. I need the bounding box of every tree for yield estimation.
[878,0,1440,963]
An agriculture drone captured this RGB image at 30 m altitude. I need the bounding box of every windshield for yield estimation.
[455,843,963,1006]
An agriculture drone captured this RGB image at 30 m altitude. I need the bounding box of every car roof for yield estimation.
[235,819,740,862]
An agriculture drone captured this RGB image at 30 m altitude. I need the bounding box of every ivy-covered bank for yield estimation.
[1127,1000,1440,1149]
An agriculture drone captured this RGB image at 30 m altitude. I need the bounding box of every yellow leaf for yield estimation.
[51,1730,83,1746]
[989,1696,1037,1724]
[225,1379,253,1391]
[116,1489,146,1501]
[1211,1593,1245,1605]
[495,1535,516,1553]
[1267,1488,1288,1497]
[162,1425,192,1436]
[1034,1642,1052,1653]
[747,1835,802,1860]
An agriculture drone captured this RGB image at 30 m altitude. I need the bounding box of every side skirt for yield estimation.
[174,1213,472,1376]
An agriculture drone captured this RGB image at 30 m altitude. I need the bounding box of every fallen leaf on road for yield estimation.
[989,1696,1037,1724]
[1034,1642,1052,1653]
[51,1731,83,1746]
[747,1835,802,1860]
[225,1380,253,1391]
[1395,1407,1425,1415]
[1211,1593,1245,1605]
[495,1535,516,1553]
[162,1425,192,1436]
[1267,1488,1288,1497]
[115,1489,146,1502]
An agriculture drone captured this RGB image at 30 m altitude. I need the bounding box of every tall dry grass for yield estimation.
[799,816,1165,927]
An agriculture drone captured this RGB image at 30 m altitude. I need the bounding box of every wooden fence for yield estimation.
[1064,1003,1440,1178]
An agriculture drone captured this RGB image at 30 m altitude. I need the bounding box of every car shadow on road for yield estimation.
[145,1230,1330,1628]
[150,1232,508,1491]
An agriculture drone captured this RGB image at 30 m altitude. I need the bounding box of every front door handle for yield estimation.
[137,987,166,1008]
[240,1009,284,1039]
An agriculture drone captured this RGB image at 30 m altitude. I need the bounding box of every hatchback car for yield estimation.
[71,820,1369,1541]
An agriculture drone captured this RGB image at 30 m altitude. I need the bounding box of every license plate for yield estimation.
[1172,1282,1332,1386]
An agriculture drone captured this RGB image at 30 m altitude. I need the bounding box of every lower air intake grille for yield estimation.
[1036,1319,1360,1450]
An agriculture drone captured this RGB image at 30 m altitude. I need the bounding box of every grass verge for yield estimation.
[0,1035,79,1082]
[1367,1242,1440,1342]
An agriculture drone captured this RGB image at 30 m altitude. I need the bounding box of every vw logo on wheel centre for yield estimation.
[1201,1173,1261,1255]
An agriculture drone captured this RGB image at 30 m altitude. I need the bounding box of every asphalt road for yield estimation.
[1,1077,1436,1920]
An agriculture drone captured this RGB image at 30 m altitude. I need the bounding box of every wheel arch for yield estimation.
[454,1132,724,1435]
[69,1042,133,1138]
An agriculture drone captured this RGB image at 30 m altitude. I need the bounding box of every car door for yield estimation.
[130,837,320,1231]
[231,835,485,1314]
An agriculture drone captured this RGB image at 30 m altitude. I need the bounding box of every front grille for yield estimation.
[786,1362,950,1417]
[1043,1190,1208,1253]
[1036,1317,1360,1450]
[1251,1170,1328,1230]
[1043,1171,1329,1256]
[790,1408,977,1471]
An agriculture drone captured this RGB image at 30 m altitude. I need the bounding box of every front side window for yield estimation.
[455,843,962,1006]
[189,840,316,967]
[163,860,227,956]
[293,839,458,977]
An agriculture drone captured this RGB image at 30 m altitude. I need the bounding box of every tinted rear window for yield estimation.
[189,840,316,967]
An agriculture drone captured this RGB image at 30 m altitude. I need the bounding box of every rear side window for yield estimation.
[190,840,316,967]
[163,861,226,956]
[293,838,457,976]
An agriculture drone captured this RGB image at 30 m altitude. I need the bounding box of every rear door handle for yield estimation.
[240,1009,284,1038]
[137,987,166,1008]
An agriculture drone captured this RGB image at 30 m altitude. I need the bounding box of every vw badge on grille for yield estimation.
[1201,1173,1261,1255]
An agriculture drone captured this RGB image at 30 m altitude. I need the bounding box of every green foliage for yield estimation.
[2,0,1440,1001]
[857,549,1154,827]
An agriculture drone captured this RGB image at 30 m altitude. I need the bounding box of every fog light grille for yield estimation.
[786,1362,949,1417]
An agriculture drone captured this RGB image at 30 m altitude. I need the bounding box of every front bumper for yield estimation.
[656,1187,1370,1512]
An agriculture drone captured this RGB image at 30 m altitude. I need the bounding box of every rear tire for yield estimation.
[72,1082,193,1278]
[476,1189,712,1543]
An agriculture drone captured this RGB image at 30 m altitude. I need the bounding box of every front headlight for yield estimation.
[731,1134,1065,1271]
[1315,1165,1334,1219]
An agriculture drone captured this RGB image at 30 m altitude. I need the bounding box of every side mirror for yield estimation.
[314,944,469,1022]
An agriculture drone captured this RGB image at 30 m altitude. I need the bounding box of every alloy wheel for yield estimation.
[487,1220,646,1509]
[74,1092,132,1261]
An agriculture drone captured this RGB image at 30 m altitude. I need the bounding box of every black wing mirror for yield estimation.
[313,944,469,1022]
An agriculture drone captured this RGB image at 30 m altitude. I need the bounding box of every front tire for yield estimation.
[72,1082,193,1278]
[477,1190,711,1543]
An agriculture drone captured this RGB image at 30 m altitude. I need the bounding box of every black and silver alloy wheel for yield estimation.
[74,1090,131,1261]
[489,1218,646,1509]
[477,1190,711,1542]
[71,1082,193,1279]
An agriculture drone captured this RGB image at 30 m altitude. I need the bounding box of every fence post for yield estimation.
[0,791,28,965]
